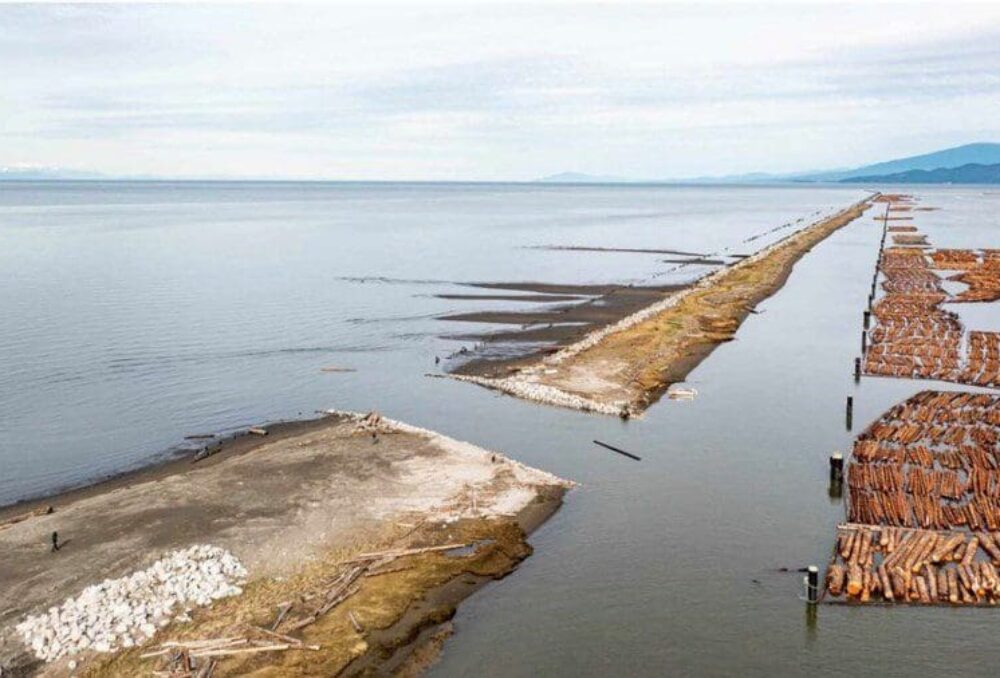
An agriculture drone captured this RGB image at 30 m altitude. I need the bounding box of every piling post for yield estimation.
[861,330,867,353]
[805,566,819,604]
[829,452,844,482]
[863,310,870,329]
[854,357,861,381]
[846,396,854,430]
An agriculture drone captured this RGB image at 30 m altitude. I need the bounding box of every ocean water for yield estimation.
[0,181,864,504]
[3,181,998,676]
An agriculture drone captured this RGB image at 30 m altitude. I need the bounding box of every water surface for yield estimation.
[5,182,998,676]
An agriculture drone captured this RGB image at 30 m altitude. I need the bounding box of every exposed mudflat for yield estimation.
[443,283,688,378]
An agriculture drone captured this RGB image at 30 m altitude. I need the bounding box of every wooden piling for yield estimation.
[830,452,844,482]
[806,566,819,604]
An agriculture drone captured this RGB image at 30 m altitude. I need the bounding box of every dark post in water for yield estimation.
[806,566,819,604]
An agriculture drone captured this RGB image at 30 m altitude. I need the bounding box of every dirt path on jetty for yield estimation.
[448,197,874,416]
[0,413,571,676]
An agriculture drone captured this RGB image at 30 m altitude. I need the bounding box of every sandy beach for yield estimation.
[0,413,571,676]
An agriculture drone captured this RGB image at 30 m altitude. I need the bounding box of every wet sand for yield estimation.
[0,413,570,676]
[433,294,584,303]
[443,283,687,378]
[660,257,727,265]
[446,196,875,415]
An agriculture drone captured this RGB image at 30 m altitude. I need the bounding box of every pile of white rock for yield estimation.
[446,373,625,416]
[15,544,247,663]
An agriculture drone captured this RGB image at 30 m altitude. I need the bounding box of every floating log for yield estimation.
[846,564,864,596]
[592,440,641,461]
[826,564,845,596]
[961,537,979,567]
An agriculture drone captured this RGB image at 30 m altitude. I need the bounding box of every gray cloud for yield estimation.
[2,4,999,179]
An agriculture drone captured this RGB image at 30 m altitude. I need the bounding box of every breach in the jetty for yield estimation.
[446,197,874,416]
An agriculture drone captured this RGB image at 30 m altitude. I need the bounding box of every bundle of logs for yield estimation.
[931,249,980,271]
[963,332,1000,387]
[826,524,1000,604]
[936,249,1000,303]
[874,194,916,204]
[827,390,1000,604]
[847,391,1000,530]
[864,219,1000,387]
[892,234,930,246]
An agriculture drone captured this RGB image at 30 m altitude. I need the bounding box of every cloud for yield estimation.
[2,3,999,179]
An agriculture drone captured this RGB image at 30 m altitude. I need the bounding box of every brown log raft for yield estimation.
[826,390,1000,605]
[862,195,1000,388]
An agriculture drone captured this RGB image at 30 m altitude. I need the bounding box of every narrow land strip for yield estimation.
[448,196,874,415]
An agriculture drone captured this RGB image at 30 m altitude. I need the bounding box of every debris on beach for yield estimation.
[667,385,698,401]
[15,545,246,662]
[139,629,320,675]
[0,505,53,531]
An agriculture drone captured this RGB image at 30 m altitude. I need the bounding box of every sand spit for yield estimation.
[446,197,874,416]
[0,412,572,676]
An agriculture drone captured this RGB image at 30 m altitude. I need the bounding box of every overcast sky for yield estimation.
[2,3,999,180]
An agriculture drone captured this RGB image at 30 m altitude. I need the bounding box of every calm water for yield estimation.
[3,182,998,676]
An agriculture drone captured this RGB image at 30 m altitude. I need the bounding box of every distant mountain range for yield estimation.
[842,162,1000,184]
[537,142,1000,185]
[6,142,1000,185]
[802,143,1000,182]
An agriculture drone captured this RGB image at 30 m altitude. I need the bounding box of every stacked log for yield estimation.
[865,228,1000,386]
[940,250,1000,303]
[826,390,1000,605]
[893,234,930,246]
[826,525,1000,605]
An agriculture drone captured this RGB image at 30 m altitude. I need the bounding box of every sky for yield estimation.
[2,2,1000,181]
